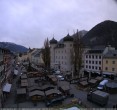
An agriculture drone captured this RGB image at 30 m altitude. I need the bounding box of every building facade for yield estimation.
[31,49,44,66]
[84,45,115,76]
[18,48,44,67]
[84,49,103,75]
[50,34,74,73]
[0,48,14,107]
[103,50,117,76]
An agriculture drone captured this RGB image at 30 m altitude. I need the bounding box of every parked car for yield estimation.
[97,79,108,90]
[56,75,64,81]
[45,96,65,107]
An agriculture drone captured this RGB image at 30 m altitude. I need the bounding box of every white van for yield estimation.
[97,79,108,90]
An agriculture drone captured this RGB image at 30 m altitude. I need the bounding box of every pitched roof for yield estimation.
[45,89,61,96]
[103,50,117,58]
[86,50,103,54]
[29,90,44,97]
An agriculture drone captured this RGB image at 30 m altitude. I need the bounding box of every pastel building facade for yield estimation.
[84,45,115,75]
[103,50,117,76]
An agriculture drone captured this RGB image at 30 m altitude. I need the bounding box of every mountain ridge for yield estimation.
[82,20,117,48]
[0,42,28,53]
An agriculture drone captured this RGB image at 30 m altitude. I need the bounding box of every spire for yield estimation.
[50,37,57,44]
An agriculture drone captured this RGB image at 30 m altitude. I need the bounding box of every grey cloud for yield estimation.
[0,0,117,48]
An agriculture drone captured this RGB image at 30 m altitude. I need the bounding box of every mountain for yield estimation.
[0,42,28,53]
[79,30,88,37]
[82,20,117,48]
[58,30,88,43]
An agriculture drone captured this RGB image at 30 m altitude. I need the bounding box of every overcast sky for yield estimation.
[0,0,117,48]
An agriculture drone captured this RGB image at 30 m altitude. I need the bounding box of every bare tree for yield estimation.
[42,38,50,69]
[72,30,84,78]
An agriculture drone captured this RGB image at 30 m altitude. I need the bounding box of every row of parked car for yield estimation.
[52,70,65,81]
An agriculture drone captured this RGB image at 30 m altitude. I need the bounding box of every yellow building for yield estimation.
[103,50,117,76]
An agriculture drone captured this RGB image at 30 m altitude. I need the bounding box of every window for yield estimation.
[92,61,94,64]
[95,61,98,64]
[89,66,91,69]
[86,60,88,63]
[92,55,94,59]
[105,67,108,70]
[92,66,94,69]
[106,60,108,64]
[99,56,101,59]
[112,61,115,64]
[112,68,115,71]
[89,61,91,64]
[89,55,91,58]
[96,55,98,59]
[99,61,101,65]
[99,67,101,70]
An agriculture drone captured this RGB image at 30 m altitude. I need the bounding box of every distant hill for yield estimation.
[0,42,28,53]
[79,30,88,37]
[82,20,117,48]
[59,30,88,43]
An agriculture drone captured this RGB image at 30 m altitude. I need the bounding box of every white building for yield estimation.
[31,49,44,65]
[84,45,115,76]
[17,48,44,66]
[50,34,74,73]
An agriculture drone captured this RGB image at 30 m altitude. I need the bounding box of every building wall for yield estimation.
[21,54,28,62]
[82,47,90,68]
[84,53,102,73]
[50,44,56,68]
[50,41,73,73]
[102,58,117,75]
[31,49,44,65]
[0,48,13,107]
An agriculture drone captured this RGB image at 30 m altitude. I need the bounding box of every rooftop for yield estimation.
[103,50,117,58]
[86,50,103,54]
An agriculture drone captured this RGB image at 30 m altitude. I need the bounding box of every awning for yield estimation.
[103,72,116,75]
[96,72,101,75]
[3,83,12,92]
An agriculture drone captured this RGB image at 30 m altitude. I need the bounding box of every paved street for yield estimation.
[69,83,117,108]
